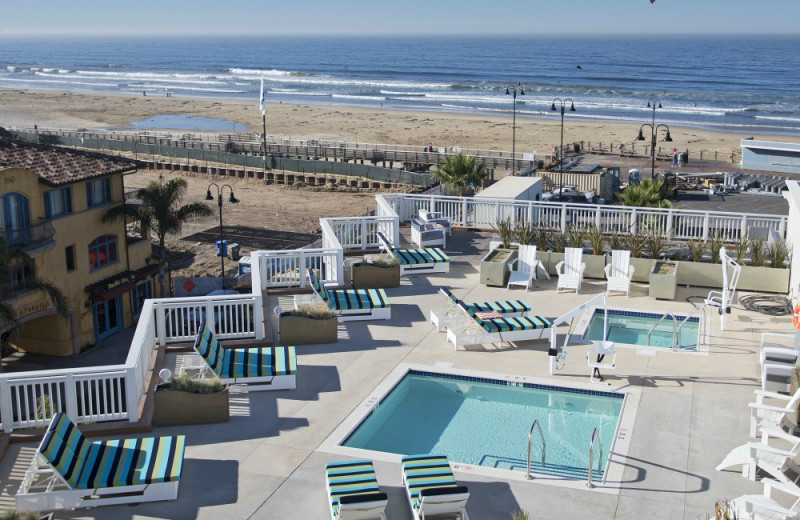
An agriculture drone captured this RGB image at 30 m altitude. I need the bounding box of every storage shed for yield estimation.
[475,176,543,202]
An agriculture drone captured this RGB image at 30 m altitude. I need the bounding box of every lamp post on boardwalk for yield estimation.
[636,100,672,180]
[205,183,239,287]
[506,83,525,175]
[551,98,576,197]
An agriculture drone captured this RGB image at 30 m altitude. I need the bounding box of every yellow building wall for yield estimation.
[1,165,153,356]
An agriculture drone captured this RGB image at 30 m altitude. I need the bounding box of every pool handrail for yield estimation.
[677,305,708,350]
[647,312,677,351]
[587,427,603,488]
[526,419,546,480]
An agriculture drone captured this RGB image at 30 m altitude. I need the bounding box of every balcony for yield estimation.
[1,220,56,254]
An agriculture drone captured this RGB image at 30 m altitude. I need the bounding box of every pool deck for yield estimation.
[0,230,794,519]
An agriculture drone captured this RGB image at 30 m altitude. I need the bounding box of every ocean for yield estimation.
[1,34,799,136]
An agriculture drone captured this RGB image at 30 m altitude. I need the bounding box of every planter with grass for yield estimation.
[351,254,400,289]
[278,304,338,345]
[649,260,678,300]
[0,509,54,520]
[153,375,229,426]
[480,248,518,287]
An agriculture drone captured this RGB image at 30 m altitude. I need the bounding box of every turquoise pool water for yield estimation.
[583,309,700,351]
[342,370,624,480]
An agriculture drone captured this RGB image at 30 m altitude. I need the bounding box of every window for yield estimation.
[86,177,112,208]
[0,193,31,245]
[65,245,76,272]
[131,280,152,316]
[44,187,72,218]
[88,235,118,271]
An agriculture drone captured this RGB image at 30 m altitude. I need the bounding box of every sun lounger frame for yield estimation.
[376,231,450,275]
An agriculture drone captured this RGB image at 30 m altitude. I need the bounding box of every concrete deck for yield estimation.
[0,231,795,519]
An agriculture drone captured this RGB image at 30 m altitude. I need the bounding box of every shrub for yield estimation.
[169,374,226,394]
[646,228,669,260]
[767,239,791,268]
[491,217,515,249]
[515,218,537,246]
[283,304,336,320]
[511,510,531,520]
[687,239,706,262]
[367,254,399,268]
[607,230,625,252]
[704,499,737,520]
[586,224,605,255]
[549,228,566,253]
[0,509,43,520]
[566,225,585,249]
[709,233,725,264]
[625,233,648,258]
[734,234,748,263]
[749,238,766,267]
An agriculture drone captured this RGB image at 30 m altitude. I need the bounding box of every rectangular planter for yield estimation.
[676,260,789,293]
[649,261,678,300]
[279,315,338,345]
[583,254,607,279]
[546,252,563,276]
[351,262,400,289]
[480,248,517,287]
[153,387,229,426]
[629,258,657,283]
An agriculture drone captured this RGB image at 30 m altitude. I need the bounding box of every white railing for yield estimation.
[379,193,788,241]
[251,248,343,289]
[322,216,398,251]
[0,292,263,433]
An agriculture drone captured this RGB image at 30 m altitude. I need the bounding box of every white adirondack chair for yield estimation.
[556,247,586,293]
[604,250,635,296]
[507,244,547,290]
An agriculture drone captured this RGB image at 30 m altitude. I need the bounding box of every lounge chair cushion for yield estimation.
[194,321,297,379]
[441,288,530,314]
[39,413,185,490]
[308,270,390,311]
[478,315,552,333]
[401,454,459,511]
[326,459,383,517]
[391,247,450,265]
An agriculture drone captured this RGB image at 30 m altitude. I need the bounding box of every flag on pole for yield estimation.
[259,77,266,116]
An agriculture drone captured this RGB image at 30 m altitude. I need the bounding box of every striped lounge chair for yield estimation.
[15,412,186,512]
[325,459,388,520]
[376,231,450,275]
[297,269,391,322]
[194,320,297,391]
[447,300,553,350]
[430,287,532,332]
[401,454,470,520]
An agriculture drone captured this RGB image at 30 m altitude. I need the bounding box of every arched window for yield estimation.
[88,235,118,271]
[0,193,31,245]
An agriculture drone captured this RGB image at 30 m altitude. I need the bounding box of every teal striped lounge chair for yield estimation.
[446,300,553,350]
[376,231,450,275]
[430,287,532,332]
[15,412,186,512]
[297,269,391,322]
[194,319,297,391]
[401,454,470,520]
[325,459,388,520]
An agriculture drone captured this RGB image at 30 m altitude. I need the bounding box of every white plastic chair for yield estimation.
[760,331,800,368]
[604,250,634,297]
[507,244,545,291]
[731,478,800,520]
[749,387,800,437]
[556,247,586,294]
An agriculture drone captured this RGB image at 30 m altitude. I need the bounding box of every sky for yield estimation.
[2,0,798,36]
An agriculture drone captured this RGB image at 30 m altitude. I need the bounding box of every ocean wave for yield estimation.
[380,90,425,96]
[227,67,301,77]
[332,94,386,101]
[124,84,246,94]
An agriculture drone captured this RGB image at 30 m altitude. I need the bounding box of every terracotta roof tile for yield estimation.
[0,138,137,186]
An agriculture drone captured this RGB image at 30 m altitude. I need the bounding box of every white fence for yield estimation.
[381,193,788,241]
[251,247,343,289]
[0,293,261,433]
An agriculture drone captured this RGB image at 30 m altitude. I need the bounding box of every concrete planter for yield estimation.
[583,254,607,279]
[545,252,563,276]
[629,258,657,283]
[674,261,789,293]
[279,314,338,345]
[153,386,229,426]
[649,261,678,300]
[480,248,518,287]
[351,262,400,289]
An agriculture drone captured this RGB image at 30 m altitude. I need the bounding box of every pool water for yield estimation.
[583,309,700,350]
[342,371,624,480]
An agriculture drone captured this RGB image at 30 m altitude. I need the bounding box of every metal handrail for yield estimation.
[677,305,707,350]
[647,312,677,351]
[587,427,602,488]
[526,419,546,480]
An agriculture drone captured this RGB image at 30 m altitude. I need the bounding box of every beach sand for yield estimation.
[3,89,799,281]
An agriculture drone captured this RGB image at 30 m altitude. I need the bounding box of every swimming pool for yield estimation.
[583,309,701,351]
[340,369,625,481]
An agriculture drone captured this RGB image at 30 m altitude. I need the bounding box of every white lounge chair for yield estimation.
[731,478,800,520]
[507,244,548,291]
[325,459,388,520]
[716,426,800,481]
[376,231,450,275]
[604,249,634,297]
[761,332,800,367]
[418,209,452,236]
[401,454,470,520]
[749,388,800,437]
[446,300,552,350]
[430,287,531,332]
[296,269,391,322]
[16,412,185,512]
[556,247,586,294]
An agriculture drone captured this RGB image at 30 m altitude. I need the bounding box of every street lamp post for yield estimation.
[506,83,525,175]
[551,98,576,197]
[635,100,672,180]
[205,183,239,287]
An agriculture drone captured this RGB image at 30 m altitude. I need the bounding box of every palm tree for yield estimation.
[432,153,488,196]
[102,175,213,296]
[616,179,672,208]
[0,235,69,347]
